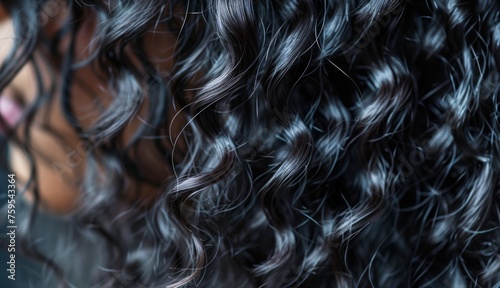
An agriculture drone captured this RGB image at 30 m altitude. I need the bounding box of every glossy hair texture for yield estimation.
[1,0,500,287]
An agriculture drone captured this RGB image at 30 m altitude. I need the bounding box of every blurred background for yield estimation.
[0,138,43,288]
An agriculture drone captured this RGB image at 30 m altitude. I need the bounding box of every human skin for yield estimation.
[0,3,185,214]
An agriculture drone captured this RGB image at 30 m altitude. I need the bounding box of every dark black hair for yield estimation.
[1,0,499,287]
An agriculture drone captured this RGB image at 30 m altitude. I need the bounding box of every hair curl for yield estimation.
[1,0,500,287]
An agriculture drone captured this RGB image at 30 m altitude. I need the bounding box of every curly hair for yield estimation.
[1,0,500,287]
